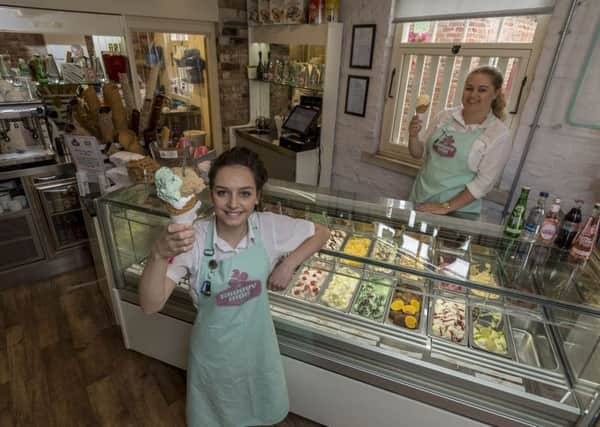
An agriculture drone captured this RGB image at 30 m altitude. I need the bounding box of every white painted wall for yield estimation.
[331,0,600,220]
[0,0,219,23]
[331,0,415,200]
[500,0,600,217]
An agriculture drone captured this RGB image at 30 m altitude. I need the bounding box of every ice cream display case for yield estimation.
[96,181,600,427]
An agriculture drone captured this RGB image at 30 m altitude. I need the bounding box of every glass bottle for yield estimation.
[262,51,271,81]
[308,63,319,89]
[267,53,275,81]
[297,62,307,88]
[504,186,530,238]
[538,198,562,244]
[522,191,548,242]
[555,200,583,249]
[274,59,283,83]
[281,59,290,85]
[256,51,264,81]
[33,54,48,85]
[568,203,599,260]
[325,0,339,22]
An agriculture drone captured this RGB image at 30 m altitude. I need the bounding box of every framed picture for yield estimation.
[345,75,369,117]
[350,24,376,69]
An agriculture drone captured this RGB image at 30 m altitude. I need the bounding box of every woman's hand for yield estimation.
[408,114,422,138]
[415,202,451,215]
[268,258,296,291]
[152,223,196,259]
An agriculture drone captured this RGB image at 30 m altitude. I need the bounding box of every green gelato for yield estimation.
[155,167,184,208]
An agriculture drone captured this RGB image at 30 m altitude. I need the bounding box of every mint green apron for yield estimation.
[410,119,483,216]
[186,218,289,427]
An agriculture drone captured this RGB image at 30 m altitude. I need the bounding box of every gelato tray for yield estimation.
[430,297,467,345]
[435,252,469,293]
[436,236,471,254]
[317,229,347,260]
[470,306,511,357]
[469,257,501,300]
[287,264,331,302]
[386,283,425,331]
[341,235,373,267]
[350,278,392,322]
[284,207,308,219]
[319,266,361,311]
[369,239,397,274]
[397,254,427,281]
[508,315,559,370]
[353,221,375,234]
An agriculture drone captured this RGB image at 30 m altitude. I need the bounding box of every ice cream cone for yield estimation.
[415,95,430,114]
[165,196,199,222]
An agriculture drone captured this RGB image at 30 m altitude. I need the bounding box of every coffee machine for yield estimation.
[0,103,51,156]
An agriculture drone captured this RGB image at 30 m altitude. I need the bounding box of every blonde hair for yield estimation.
[468,66,506,121]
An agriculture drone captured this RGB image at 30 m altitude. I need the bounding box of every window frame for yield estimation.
[378,17,549,168]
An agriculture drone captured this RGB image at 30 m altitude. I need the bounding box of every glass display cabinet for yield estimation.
[97,181,600,427]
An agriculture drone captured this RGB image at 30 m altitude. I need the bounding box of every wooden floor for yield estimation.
[0,267,323,427]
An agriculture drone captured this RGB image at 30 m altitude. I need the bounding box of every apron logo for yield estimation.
[216,269,262,306]
[432,133,457,158]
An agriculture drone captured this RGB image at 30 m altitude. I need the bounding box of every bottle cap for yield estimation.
[523,186,531,191]
[540,191,549,197]
[554,198,561,203]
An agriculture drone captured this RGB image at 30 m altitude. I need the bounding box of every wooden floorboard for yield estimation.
[0,267,324,426]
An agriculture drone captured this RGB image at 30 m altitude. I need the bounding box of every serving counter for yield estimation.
[96,181,600,427]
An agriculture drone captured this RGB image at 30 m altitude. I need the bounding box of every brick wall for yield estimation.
[0,32,47,68]
[218,0,250,149]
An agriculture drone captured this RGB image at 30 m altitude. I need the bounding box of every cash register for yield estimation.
[279,103,320,152]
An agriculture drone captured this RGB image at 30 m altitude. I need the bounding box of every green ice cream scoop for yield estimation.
[155,167,183,206]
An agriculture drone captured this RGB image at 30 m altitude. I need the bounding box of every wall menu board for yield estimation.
[567,23,600,129]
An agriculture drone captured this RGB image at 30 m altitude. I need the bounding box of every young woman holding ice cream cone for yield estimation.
[139,147,330,427]
[408,66,511,218]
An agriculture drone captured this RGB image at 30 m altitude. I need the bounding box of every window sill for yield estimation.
[361,151,509,205]
[360,151,421,177]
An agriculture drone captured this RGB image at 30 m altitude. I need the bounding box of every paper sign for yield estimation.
[64,135,106,181]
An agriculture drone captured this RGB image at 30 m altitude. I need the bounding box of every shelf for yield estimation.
[50,207,83,217]
[249,78,323,93]
[250,23,337,46]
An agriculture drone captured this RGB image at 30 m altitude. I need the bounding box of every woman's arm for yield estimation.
[268,223,330,290]
[139,223,195,314]
[415,188,476,215]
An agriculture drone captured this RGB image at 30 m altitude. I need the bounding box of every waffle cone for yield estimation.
[165,195,198,215]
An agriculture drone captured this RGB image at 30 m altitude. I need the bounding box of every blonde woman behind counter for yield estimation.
[408,66,512,219]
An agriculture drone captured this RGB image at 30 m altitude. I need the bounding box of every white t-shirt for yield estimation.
[421,107,512,199]
[166,212,315,296]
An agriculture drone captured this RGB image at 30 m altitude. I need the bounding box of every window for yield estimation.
[379,16,548,166]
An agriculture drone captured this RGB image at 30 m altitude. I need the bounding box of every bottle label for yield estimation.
[561,221,580,233]
[570,236,594,257]
[505,206,525,234]
[539,220,558,241]
[524,223,538,233]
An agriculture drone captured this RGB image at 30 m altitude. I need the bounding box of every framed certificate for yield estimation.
[350,24,376,69]
[344,75,369,117]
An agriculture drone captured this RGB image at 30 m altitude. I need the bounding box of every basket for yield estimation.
[126,156,160,184]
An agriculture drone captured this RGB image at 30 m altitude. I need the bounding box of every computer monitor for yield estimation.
[282,105,319,136]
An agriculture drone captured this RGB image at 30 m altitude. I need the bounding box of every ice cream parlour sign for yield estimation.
[64,135,106,179]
